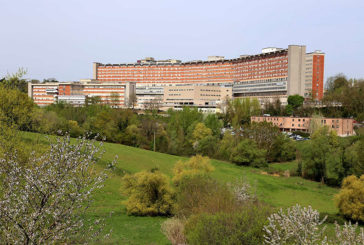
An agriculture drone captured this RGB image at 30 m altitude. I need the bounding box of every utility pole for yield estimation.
[153,130,156,152]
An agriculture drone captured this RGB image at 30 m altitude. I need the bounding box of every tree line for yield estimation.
[0,72,363,187]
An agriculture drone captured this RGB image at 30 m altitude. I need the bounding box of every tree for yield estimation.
[0,68,28,93]
[287,94,304,109]
[122,170,175,216]
[300,126,341,185]
[308,113,324,134]
[243,122,283,162]
[263,98,282,116]
[167,107,203,155]
[0,135,108,244]
[230,139,267,167]
[190,122,212,145]
[204,114,223,136]
[332,222,364,245]
[216,132,236,161]
[263,205,327,245]
[335,175,364,222]
[264,204,364,245]
[143,96,163,112]
[194,135,218,157]
[0,86,35,130]
[126,92,138,109]
[225,98,261,128]
[172,155,214,185]
[323,74,364,121]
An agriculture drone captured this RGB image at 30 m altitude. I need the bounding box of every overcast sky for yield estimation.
[1,0,363,82]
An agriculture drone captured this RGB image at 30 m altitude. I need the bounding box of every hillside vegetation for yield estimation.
[21,131,339,244]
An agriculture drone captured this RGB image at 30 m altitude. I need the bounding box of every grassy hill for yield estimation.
[21,132,339,244]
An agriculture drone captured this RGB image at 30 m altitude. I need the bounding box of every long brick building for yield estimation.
[93,45,325,104]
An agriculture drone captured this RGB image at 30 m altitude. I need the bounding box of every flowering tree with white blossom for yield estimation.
[264,204,364,245]
[332,222,364,245]
[0,135,108,244]
[263,204,327,245]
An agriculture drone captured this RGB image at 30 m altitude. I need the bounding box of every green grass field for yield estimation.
[20,132,340,244]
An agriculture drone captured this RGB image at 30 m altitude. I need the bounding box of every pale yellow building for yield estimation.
[163,84,232,112]
[251,116,355,136]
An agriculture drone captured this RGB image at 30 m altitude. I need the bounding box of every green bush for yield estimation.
[122,170,175,216]
[320,212,347,225]
[229,139,267,167]
[184,203,271,245]
[293,131,310,138]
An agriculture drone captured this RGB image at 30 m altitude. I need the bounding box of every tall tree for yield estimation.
[0,136,108,244]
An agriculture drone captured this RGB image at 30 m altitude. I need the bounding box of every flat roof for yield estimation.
[95,49,289,67]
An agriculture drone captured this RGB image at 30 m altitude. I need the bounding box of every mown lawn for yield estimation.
[21,132,339,244]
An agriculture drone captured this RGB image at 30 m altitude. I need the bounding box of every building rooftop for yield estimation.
[95,48,289,67]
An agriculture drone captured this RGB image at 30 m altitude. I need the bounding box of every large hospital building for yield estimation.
[93,45,324,104]
[28,45,324,110]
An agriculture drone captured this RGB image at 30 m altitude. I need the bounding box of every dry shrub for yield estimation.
[175,176,240,217]
[161,218,187,245]
[184,202,271,245]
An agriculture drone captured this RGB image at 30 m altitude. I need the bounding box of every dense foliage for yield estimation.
[335,175,364,222]
[298,127,364,186]
[172,155,214,185]
[185,204,271,245]
[122,170,175,216]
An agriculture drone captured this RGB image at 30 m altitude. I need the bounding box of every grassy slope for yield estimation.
[21,132,339,244]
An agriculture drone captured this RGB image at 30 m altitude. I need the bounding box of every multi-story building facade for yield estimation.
[28,80,136,108]
[163,84,232,112]
[251,116,354,136]
[28,82,59,106]
[93,45,325,105]
[304,50,325,100]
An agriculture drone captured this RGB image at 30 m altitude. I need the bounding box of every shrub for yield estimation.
[332,222,364,244]
[292,131,310,138]
[122,170,175,216]
[175,176,239,217]
[320,212,346,225]
[335,175,364,222]
[161,218,187,245]
[172,155,214,185]
[228,177,256,202]
[184,203,271,245]
[263,204,327,245]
